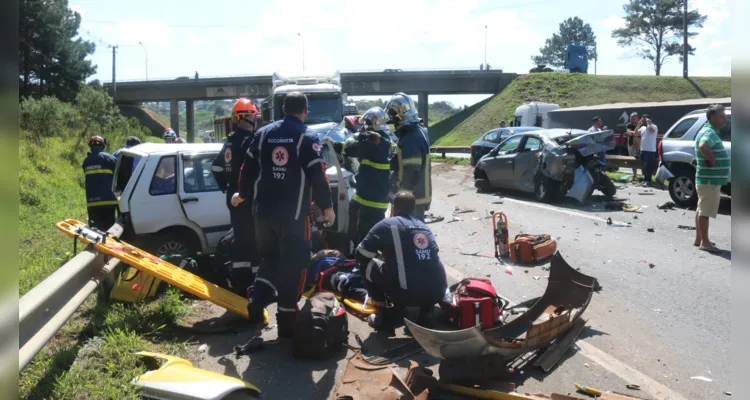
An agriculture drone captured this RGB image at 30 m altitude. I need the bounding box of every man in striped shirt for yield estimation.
[694,104,729,253]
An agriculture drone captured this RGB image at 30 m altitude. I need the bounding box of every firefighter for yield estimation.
[386,92,432,221]
[329,107,393,246]
[82,136,118,230]
[210,98,261,296]
[163,128,177,143]
[355,190,447,331]
[232,92,335,337]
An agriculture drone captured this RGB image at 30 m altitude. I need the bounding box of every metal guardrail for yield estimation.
[18,223,124,371]
[431,146,473,158]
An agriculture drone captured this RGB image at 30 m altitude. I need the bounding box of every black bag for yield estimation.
[292,292,349,360]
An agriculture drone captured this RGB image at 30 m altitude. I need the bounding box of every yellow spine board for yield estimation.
[301,289,378,317]
[57,219,251,319]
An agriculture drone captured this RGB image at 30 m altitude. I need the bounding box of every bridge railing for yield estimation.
[108,67,508,84]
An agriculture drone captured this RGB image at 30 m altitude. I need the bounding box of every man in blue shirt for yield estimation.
[233,92,335,337]
[355,190,448,332]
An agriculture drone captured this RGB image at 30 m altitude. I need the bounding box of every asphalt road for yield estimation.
[186,163,731,400]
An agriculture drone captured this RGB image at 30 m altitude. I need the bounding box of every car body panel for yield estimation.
[470,126,542,164]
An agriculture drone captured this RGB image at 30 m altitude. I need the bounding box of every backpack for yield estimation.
[440,278,506,330]
[508,234,557,264]
[292,292,349,360]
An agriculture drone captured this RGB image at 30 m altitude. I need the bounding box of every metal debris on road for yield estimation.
[638,192,656,195]
[459,251,495,258]
[447,193,457,197]
[677,225,697,230]
[657,201,677,210]
[424,214,445,224]
[607,217,613,225]
[647,228,655,232]
[691,376,713,382]
[534,276,540,280]
[505,266,514,275]
[447,216,462,223]
[233,336,265,357]
[626,384,641,390]
[453,206,476,214]
[198,344,208,352]
[649,263,655,268]
[263,324,276,331]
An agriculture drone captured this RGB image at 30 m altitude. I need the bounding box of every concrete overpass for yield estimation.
[105,69,518,141]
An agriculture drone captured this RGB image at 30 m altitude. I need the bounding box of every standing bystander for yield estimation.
[637,114,658,185]
[693,105,729,253]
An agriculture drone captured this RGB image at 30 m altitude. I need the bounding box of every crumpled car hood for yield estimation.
[307,122,350,143]
[540,130,615,180]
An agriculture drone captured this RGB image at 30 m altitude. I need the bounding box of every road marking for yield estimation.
[498,196,632,226]
[575,340,688,400]
[441,263,686,400]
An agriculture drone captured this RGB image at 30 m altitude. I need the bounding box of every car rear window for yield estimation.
[664,117,699,140]
[149,156,176,196]
[719,115,731,141]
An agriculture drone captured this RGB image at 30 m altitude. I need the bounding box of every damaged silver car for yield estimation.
[473,128,617,203]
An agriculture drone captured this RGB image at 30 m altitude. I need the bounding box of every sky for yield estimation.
[71,0,732,107]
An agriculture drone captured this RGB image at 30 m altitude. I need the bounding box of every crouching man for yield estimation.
[355,190,448,332]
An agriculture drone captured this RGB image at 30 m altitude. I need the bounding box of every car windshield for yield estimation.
[274,94,343,124]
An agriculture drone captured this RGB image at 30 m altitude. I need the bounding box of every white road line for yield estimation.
[498,196,632,226]
[441,263,686,400]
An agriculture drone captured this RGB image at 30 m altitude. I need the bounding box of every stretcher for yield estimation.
[56,219,268,325]
[301,286,378,317]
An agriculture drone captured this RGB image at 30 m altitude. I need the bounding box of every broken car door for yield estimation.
[514,135,544,192]
[485,135,524,188]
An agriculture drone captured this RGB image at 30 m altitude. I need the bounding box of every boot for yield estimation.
[246,301,266,326]
[277,311,295,339]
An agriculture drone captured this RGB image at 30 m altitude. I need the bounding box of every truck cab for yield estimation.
[565,45,589,73]
[511,102,560,128]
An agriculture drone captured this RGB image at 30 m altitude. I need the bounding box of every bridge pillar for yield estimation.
[418,92,429,127]
[186,100,195,143]
[169,100,180,135]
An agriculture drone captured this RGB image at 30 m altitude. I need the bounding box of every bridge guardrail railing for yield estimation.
[18,223,124,371]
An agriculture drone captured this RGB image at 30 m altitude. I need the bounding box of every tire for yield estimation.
[470,156,478,167]
[598,174,617,198]
[149,232,198,257]
[668,168,698,208]
[474,170,492,193]
[535,177,559,203]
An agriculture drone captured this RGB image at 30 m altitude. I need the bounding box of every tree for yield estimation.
[532,17,597,67]
[19,0,96,101]
[214,105,226,117]
[611,0,706,76]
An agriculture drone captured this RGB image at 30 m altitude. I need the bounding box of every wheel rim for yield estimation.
[157,240,188,256]
[673,176,694,201]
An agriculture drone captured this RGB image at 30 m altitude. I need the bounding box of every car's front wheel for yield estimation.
[668,168,698,208]
[474,170,492,193]
[149,232,198,258]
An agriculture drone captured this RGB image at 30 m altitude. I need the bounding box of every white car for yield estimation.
[113,143,354,256]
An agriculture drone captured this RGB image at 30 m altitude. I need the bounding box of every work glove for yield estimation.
[230,193,244,207]
[323,207,336,227]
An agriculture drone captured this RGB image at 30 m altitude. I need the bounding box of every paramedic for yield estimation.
[355,190,448,331]
[233,92,335,337]
[83,136,118,230]
[386,93,432,221]
[211,98,261,292]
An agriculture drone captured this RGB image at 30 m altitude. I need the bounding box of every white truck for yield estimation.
[510,102,561,128]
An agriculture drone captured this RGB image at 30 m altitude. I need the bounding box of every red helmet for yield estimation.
[88,135,106,147]
[231,98,259,125]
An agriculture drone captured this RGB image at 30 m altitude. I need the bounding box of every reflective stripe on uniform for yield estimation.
[85,169,113,175]
[87,200,118,207]
[389,225,408,290]
[365,258,383,282]
[353,193,389,209]
[307,158,323,168]
[401,157,422,165]
[294,136,306,220]
[361,159,390,170]
[252,130,268,201]
[211,165,224,172]
[357,244,377,258]
[232,261,252,269]
[278,306,296,312]
[424,153,431,202]
[255,277,277,292]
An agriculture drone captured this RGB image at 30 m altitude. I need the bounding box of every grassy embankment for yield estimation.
[19,87,194,400]
[429,73,732,146]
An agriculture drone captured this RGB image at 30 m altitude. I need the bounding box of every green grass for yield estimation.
[430,73,732,146]
[144,136,164,143]
[431,156,471,166]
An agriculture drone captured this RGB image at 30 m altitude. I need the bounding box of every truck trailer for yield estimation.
[513,97,731,155]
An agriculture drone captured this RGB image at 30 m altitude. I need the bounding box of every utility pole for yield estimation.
[110,45,118,102]
[594,41,598,75]
[683,0,688,78]
[484,25,487,67]
[138,41,148,80]
[297,33,305,71]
